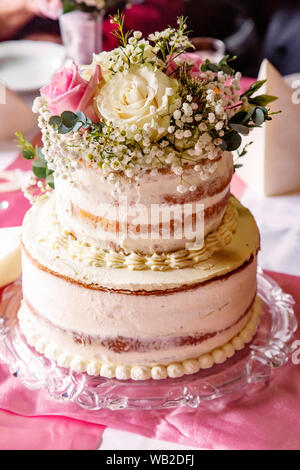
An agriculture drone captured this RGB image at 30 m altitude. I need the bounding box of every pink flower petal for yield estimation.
[78,65,102,122]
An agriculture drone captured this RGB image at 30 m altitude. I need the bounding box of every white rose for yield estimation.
[81,51,112,82]
[95,65,178,138]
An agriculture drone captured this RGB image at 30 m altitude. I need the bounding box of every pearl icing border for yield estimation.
[18,297,261,381]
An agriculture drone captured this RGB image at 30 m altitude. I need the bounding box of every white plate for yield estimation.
[0,40,66,92]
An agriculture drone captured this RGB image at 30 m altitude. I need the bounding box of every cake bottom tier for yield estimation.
[18,294,261,381]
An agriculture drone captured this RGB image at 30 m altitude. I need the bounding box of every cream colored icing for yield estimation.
[21,194,259,291]
[42,196,239,271]
[18,297,261,380]
[21,250,257,342]
[54,151,233,254]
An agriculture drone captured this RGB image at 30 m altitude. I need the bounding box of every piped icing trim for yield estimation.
[18,297,261,381]
[47,196,238,271]
[22,194,260,291]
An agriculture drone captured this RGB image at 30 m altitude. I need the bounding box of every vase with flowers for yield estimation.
[38,0,122,64]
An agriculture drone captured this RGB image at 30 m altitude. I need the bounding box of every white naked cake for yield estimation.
[17,17,277,380]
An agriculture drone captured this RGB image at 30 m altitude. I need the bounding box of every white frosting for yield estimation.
[21,250,257,340]
[21,194,259,291]
[54,152,233,253]
[37,196,239,271]
[18,297,261,380]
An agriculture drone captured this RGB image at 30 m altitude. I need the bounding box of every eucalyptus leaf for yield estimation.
[76,110,86,121]
[49,115,62,128]
[59,124,73,134]
[254,108,265,126]
[221,131,242,151]
[61,111,78,128]
[229,123,250,135]
[73,121,84,132]
[242,107,256,123]
[229,111,248,124]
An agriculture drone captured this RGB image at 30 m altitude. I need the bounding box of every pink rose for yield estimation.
[41,63,102,122]
[167,53,204,79]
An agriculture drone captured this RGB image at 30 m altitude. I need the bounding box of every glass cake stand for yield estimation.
[0,268,297,410]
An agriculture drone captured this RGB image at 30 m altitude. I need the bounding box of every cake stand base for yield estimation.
[0,268,297,410]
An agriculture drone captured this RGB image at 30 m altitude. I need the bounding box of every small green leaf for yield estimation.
[218,54,230,65]
[229,123,250,135]
[221,131,242,151]
[22,149,34,159]
[61,111,78,128]
[221,64,234,75]
[242,107,256,123]
[75,110,86,122]
[237,141,253,158]
[59,124,73,134]
[254,108,265,126]
[35,146,46,161]
[32,160,47,179]
[46,173,55,189]
[207,63,219,73]
[234,163,243,169]
[73,121,84,132]
[49,115,62,128]
[241,79,266,97]
[229,111,248,124]
[249,94,278,106]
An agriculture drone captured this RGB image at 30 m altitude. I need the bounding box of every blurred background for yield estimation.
[0,0,299,148]
[1,0,300,76]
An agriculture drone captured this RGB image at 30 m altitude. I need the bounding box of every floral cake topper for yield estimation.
[17,15,278,200]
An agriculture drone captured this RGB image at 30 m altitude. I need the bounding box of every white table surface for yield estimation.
[0,138,299,450]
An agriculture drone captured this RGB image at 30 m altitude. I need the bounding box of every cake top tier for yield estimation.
[19,15,277,196]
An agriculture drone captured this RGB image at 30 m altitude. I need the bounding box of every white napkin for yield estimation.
[0,226,21,288]
[0,86,36,141]
[237,59,300,196]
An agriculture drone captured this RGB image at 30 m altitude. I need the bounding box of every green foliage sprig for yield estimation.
[220,79,279,152]
[234,141,253,169]
[110,10,133,48]
[15,132,54,189]
[49,110,96,134]
[48,111,146,166]
[201,55,237,76]
[240,79,278,106]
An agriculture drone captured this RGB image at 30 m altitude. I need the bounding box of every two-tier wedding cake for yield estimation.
[17,16,276,380]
